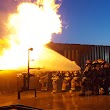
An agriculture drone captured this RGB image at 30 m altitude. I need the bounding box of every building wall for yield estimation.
[46,42,110,70]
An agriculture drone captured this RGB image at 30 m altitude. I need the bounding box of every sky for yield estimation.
[53,0,110,46]
[0,0,110,46]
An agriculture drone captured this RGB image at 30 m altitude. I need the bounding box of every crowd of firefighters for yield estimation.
[39,59,110,96]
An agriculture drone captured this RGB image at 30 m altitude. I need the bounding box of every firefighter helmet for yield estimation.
[92,60,99,65]
[86,60,92,64]
[65,72,69,77]
[104,63,109,68]
[85,60,92,66]
[97,59,106,64]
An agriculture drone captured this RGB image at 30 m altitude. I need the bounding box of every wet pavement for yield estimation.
[0,91,110,110]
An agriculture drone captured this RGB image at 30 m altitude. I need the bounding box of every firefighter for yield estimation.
[61,72,71,92]
[92,59,108,95]
[79,60,93,96]
[98,60,110,95]
[39,72,49,91]
[92,60,101,95]
[69,71,81,93]
[51,72,60,93]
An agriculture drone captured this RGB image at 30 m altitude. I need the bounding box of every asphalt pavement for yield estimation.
[0,91,110,110]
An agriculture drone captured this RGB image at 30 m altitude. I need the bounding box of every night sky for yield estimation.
[0,0,110,46]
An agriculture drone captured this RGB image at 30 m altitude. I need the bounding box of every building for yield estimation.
[46,42,110,69]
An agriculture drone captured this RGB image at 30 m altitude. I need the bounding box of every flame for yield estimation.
[0,0,62,70]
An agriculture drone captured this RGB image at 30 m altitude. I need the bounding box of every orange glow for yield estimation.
[0,0,62,70]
